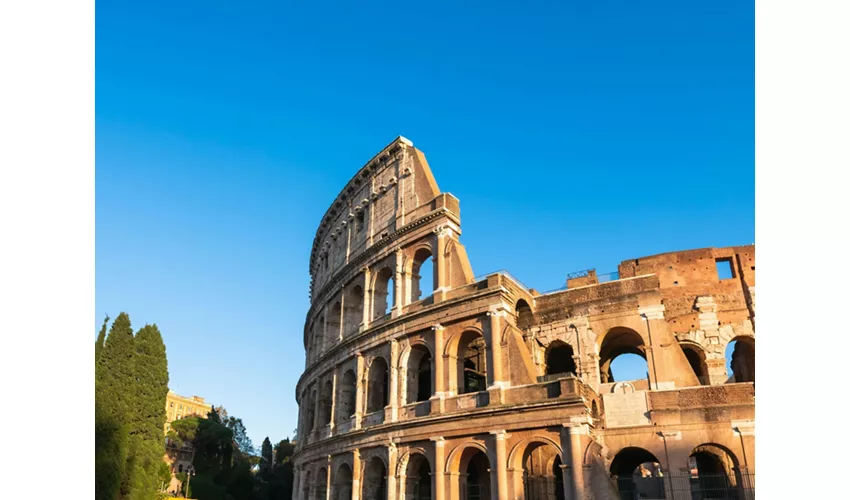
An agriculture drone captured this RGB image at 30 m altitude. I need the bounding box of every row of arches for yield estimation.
[308,251,435,364]
[300,331,490,436]
[610,443,749,499]
[299,437,567,500]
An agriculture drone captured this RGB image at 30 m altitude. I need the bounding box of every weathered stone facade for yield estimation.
[293,137,755,500]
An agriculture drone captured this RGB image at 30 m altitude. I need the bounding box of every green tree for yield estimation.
[95,314,110,364]
[259,437,273,478]
[225,416,254,456]
[126,324,170,500]
[95,312,135,500]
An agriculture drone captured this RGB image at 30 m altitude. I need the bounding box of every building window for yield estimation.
[170,402,174,407]
[357,210,365,232]
[715,258,735,280]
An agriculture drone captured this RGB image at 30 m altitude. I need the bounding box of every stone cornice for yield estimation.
[309,136,413,276]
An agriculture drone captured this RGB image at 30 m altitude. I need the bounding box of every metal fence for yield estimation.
[614,471,755,500]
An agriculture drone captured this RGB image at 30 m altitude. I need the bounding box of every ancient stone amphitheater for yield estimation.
[292,137,755,500]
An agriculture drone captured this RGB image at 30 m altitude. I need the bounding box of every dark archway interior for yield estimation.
[610,447,661,477]
[682,344,709,385]
[417,350,432,402]
[546,343,577,376]
[466,451,490,500]
[408,454,432,500]
[363,458,387,500]
[337,370,356,423]
[367,357,389,413]
[458,331,487,394]
[333,464,353,500]
[553,455,565,500]
[516,299,533,329]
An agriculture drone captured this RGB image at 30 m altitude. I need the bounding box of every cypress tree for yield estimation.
[95,314,109,364]
[127,324,170,500]
[260,437,273,478]
[95,312,135,500]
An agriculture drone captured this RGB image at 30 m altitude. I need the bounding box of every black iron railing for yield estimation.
[613,471,755,500]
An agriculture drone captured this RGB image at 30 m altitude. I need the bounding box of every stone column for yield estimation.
[293,466,301,500]
[361,267,372,331]
[490,430,509,500]
[561,418,590,500]
[352,449,362,500]
[389,339,400,422]
[354,352,365,429]
[658,431,683,500]
[486,307,509,389]
[326,456,333,500]
[394,248,404,315]
[329,366,339,435]
[338,286,346,341]
[431,437,446,500]
[434,226,450,303]
[388,441,398,500]
[430,324,447,414]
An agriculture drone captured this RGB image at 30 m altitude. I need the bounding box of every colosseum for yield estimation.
[292,136,755,500]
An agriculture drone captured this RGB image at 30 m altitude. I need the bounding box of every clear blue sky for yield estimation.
[96,0,754,448]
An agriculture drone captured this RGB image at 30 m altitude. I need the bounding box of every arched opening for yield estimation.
[344,285,364,337]
[404,453,432,500]
[462,450,491,500]
[457,331,487,394]
[373,267,394,319]
[362,457,387,500]
[688,444,742,499]
[545,342,577,377]
[406,345,433,404]
[304,388,317,434]
[316,467,328,500]
[333,463,353,500]
[516,299,533,329]
[599,328,649,384]
[336,370,357,424]
[725,337,755,383]
[410,248,435,303]
[519,441,562,500]
[367,357,389,413]
[327,302,342,350]
[609,447,665,499]
[319,379,333,427]
[310,317,323,363]
[681,343,710,385]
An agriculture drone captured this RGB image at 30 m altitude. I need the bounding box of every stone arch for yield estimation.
[344,285,364,337]
[332,462,353,500]
[508,437,564,500]
[679,341,710,385]
[609,447,665,500]
[318,378,333,427]
[327,302,342,349]
[545,340,577,377]
[446,442,492,500]
[507,436,564,471]
[598,327,649,384]
[398,449,433,500]
[372,266,395,319]
[367,356,390,413]
[401,342,434,405]
[336,369,357,424]
[362,453,389,500]
[725,336,755,383]
[452,329,487,394]
[516,299,533,329]
[689,443,742,486]
[408,245,435,303]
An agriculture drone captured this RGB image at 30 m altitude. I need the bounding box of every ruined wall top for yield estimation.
[308,136,448,301]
